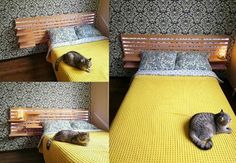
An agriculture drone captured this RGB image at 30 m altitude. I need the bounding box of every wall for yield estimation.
[110,0,236,76]
[91,83,109,131]
[0,82,90,151]
[96,0,109,37]
[0,0,97,61]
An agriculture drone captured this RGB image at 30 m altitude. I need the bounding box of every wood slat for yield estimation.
[9,107,89,137]
[121,34,230,69]
[15,12,96,49]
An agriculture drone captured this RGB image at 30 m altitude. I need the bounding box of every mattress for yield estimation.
[47,40,109,82]
[39,131,109,163]
[110,75,236,163]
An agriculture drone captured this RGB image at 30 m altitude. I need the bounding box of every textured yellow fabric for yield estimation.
[40,131,109,163]
[48,40,109,82]
[110,75,236,163]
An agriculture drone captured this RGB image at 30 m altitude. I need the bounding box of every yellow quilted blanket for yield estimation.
[48,40,109,82]
[39,131,109,163]
[110,75,236,163]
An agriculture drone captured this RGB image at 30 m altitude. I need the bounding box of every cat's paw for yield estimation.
[227,127,232,134]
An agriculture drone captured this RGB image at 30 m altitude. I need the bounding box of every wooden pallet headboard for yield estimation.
[15,12,96,48]
[8,107,89,137]
[121,34,230,68]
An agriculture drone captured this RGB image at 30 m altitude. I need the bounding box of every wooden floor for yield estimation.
[0,54,56,82]
[0,148,44,163]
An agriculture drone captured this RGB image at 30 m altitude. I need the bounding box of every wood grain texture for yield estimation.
[0,53,56,81]
[15,12,96,48]
[0,148,44,163]
[121,34,230,69]
[9,107,89,137]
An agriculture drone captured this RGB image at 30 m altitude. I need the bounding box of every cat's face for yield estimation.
[76,132,90,145]
[80,58,92,69]
[216,110,231,126]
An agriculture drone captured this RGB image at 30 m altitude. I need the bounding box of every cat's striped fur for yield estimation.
[55,51,92,72]
[189,110,232,150]
[46,130,90,150]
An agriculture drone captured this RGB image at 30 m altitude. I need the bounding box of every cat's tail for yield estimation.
[190,131,213,150]
[54,56,63,71]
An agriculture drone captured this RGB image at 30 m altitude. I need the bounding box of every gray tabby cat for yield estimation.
[46,130,90,150]
[189,110,232,150]
[55,51,92,72]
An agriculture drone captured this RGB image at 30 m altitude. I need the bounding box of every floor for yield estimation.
[109,77,131,124]
[0,53,56,82]
[0,148,44,163]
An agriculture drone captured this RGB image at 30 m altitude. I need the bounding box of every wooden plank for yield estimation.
[121,33,230,39]
[9,107,90,137]
[15,12,96,49]
[121,34,230,70]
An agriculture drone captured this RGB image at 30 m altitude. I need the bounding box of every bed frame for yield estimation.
[8,107,89,137]
[121,34,230,69]
[15,12,96,48]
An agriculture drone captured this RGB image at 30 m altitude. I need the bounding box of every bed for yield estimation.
[47,39,109,82]
[15,12,109,82]
[39,131,109,163]
[8,108,109,163]
[110,34,236,163]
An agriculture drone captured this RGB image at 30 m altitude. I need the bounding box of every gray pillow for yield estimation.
[49,26,78,45]
[74,25,102,39]
[139,51,177,70]
[70,120,98,130]
[43,120,73,135]
[175,52,212,70]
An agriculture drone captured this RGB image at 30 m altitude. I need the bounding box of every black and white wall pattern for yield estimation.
[0,0,97,61]
[110,0,236,76]
[0,82,90,151]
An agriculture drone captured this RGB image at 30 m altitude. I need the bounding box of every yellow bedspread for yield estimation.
[39,131,109,163]
[48,40,109,82]
[110,75,236,163]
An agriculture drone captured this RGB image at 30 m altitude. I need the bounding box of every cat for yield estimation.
[189,109,232,150]
[46,130,90,150]
[55,51,92,72]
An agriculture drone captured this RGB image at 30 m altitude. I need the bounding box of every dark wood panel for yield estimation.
[0,53,56,82]
[0,148,44,163]
[109,77,131,124]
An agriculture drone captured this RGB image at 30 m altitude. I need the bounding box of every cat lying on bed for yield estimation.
[189,110,232,150]
[46,130,90,150]
[55,51,92,72]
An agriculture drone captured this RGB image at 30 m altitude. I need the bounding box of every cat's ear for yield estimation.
[88,58,92,61]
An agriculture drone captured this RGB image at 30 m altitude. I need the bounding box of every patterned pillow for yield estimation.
[48,26,78,45]
[74,25,102,39]
[70,120,98,130]
[139,51,177,70]
[175,52,212,70]
[43,120,73,135]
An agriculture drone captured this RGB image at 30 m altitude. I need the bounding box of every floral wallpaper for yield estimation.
[0,82,90,151]
[0,0,97,61]
[110,0,236,76]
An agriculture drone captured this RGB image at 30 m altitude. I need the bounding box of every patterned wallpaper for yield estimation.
[0,82,90,151]
[0,0,97,61]
[110,0,236,76]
